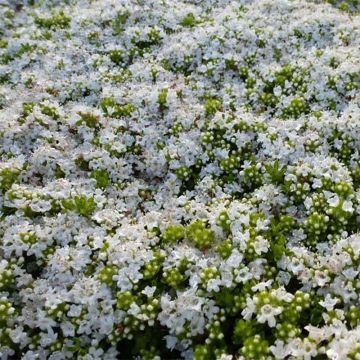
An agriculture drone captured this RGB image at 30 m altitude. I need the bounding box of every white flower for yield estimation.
[273,86,282,97]
[270,340,290,359]
[241,297,256,320]
[304,196,313,210]
[40,328,58,347]
[99,314,114,335]
[327,194,340,207]
[218,355,233,360]
[207,278,222,292]
[342,200,353,213]
[235,266,253,284]
[319,294,339,311]
[36,311,58,331]
[164,335,177,350]
[289,338,318,360]
[251,280,273,292]
[314,270,331,287]
[128,303,141,316]
[257,304,282,327]
[142,286,157,298]
[304,325,328,342]
[254,236,269,255]
[60,322,75,337]
[9,326,30,347]
[225,249,243,268]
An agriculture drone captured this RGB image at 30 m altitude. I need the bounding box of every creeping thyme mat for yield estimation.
[0,0,360,359]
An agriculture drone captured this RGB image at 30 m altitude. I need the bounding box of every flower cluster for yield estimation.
[0,0,360,359]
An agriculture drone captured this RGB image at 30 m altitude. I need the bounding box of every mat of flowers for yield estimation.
[0,0,360,359]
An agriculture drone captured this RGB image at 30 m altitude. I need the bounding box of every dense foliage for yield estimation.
[0,0,359,359]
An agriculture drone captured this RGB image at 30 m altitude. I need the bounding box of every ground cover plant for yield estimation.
[0,0,360,359]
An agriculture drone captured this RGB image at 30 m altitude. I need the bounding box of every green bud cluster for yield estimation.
[169,122,183,136]
[348,346,360,360]
[284,178,310,203]
[216,239,233,259]
[281,291,311,323]
[158,88,168,111]
[304,138,320,153]
[35,11,71,30]
[29,333,41,350]
[346,305,360,328]
[100,97,136,118]
[200,267,220,289]
[245,237,260,261]
[162,224,185,244]
[39,103,59,120]
[111,298,161,343]
[0,167,20,191]
[0,298,15,321]
[187,220,215,250]
[175,166,192,181]
[117,291,138,310]
[233,319,257,345]
[76,112,100,129]
[262,265,277,281]
[333,180,353,197]
[61,195,96,218]
[201,127,227,147]
[132,27,161,52]
[283,97,309,118]
[139,346,160,360]
[205,98,222,117]
[243,162,264,189]
[91,169,110,188]
[0,267,15,291]
[110,317,139,342]
[46,303,70,320]
[143,251,164,279]
[305,212,329,235]
[0,326,14,349]
[19,231,37,245]
[194,344,211,360]
[98,265,118,285]
[241,334,269,359]
[107,49,124,65]
[330,132,354,164]
[69,309,87,327]
[162,268,185,288]
[181,13,201,27]
[139,298,160,324]
[48,339,63,352]
[204,311,226,344]
[252,64,309,115]
[216,211,231,233]
[220,151,241,173]
[309,193,327,212]
[275,321,300,340]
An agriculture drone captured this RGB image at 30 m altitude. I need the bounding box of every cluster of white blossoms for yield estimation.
[0,0,359,359]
